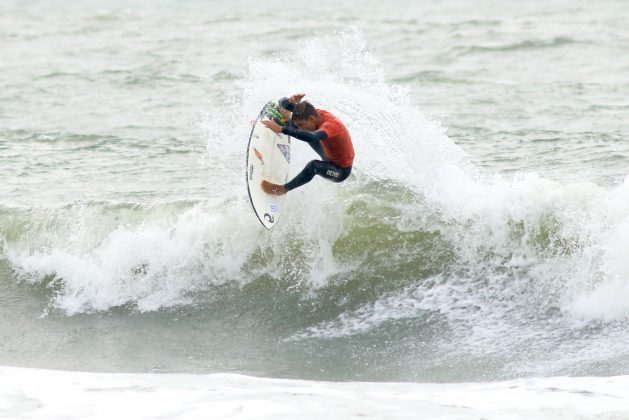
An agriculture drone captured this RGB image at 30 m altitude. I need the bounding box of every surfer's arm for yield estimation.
[262,119,322,142]
[281,126,328,143]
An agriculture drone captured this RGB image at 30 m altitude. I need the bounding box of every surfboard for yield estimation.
[246,102,291,229]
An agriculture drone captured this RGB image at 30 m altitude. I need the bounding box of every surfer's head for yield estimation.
[291,101,320,131]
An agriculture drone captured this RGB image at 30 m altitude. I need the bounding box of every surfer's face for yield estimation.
[293,116,318,131]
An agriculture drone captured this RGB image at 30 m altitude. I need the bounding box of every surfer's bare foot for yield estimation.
[261,180,287,196]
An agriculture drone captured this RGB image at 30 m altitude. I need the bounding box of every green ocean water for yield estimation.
[2,0,629,383]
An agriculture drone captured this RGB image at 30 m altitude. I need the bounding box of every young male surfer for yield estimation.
[260,94,354,195]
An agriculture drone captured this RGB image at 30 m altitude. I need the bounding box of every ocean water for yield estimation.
[2,0,629,418]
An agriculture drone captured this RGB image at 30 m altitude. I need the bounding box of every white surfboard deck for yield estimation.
[246,105,291,230]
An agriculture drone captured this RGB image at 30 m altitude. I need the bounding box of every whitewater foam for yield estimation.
[1,366,629,420]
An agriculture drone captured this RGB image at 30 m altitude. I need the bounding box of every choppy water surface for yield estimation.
[2,0,629,390]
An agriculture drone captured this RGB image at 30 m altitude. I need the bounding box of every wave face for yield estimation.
[2,28,629,381]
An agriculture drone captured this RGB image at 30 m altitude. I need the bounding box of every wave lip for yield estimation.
[2,198,259,315]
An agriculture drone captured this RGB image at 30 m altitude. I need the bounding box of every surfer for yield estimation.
[260,94,354,195]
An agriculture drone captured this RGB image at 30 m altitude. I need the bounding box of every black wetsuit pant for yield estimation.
[284,141,352,191]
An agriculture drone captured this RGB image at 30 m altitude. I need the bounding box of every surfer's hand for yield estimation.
[289,93,305,104]
[262,119,282,133]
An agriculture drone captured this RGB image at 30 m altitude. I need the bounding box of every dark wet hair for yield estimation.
[291,101,318,121]
[278,97,293,111]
